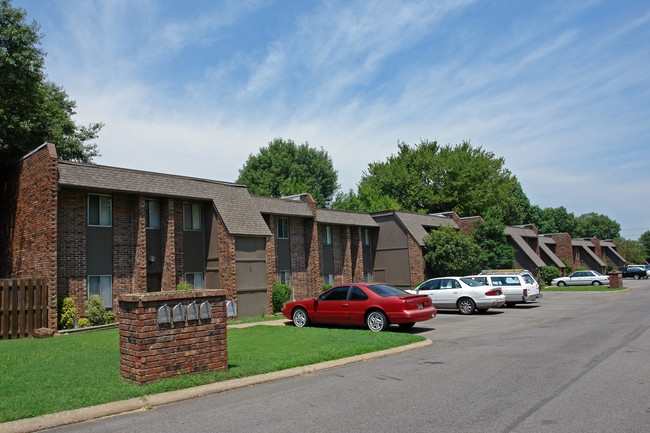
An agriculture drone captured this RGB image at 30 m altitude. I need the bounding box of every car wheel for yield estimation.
[398,322,415,329]
[292,307,310,328]
[592,281,601,286]
[366,310,388,332]
[633,274,640,280]
[558,281,567,287]
[457,298,476,315]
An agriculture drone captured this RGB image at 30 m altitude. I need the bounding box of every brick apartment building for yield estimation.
[1,144,626,329]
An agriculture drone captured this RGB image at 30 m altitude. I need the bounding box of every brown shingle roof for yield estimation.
[317,209,379,227]
[372,210,458,246]
[505,226,546,268]
[253,195,314,218]
[57,161,271,236]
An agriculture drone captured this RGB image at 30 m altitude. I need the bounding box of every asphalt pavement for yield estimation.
[5,279,650,433]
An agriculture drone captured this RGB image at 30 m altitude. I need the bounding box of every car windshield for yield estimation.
[366,284,407,297]
[460,278,483,287]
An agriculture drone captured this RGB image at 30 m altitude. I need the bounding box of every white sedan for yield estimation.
[406,277,506,315]
[551,270,610,287]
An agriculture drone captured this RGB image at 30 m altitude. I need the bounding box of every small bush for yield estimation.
[272,283,292,313]
[105,311,116,324]
[574,266,588,272]
[77,317,90,328]
[560,258,572,273]
[322,284,334,292]
[86,295,106,326]
[540,266,561,285]
[606,264,614,273]
[176,283,193,291]
[58,297,76,330]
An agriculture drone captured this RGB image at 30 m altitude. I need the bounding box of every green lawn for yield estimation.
[542,286,628,292]
[0,325,423,423]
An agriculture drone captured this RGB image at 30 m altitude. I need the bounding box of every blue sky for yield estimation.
[15,0,650,238]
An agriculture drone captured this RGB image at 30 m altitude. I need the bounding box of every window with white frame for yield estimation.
[277,218,289,239]
[185,272,203,289]
[279,270,291,285]
[88,275,112,308]
[322,225,332,245]
[363,228,371,246]
[145,199,160,229]
[324,274,334,285]
[88,194,112,226]
[183,203,202,230]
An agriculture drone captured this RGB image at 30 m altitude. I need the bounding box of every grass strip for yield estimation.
[226,315,285,325]
[542,286,628,292]
[0,325,423,423]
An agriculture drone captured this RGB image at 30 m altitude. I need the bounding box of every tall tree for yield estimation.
[237,138,339,207]
[335,140,520,220]
[423,226,481,277]
[0,0,102,166]
[574,213,620,239]
[471,218,515,270]
[527,205,577,235]
[614,237,646,264]
[639,230,650,261]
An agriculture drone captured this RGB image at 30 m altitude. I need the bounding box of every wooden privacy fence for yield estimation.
[1,279,48,339]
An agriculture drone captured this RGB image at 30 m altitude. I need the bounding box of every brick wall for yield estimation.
[341,226,353,282]
[217,215,237,301]
[351,227,363,282]
[549,233,574,270]
[300,194,321,297]
[132,195,147,292]
[57,189,88,316]
[2,143,59,328]
[113,193,138,308]
[457,216,484,234]
[407,234,425,288]
[118,290,227,384]
[161,198,177,290]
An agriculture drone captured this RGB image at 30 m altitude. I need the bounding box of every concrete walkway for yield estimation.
[2,321,431,433]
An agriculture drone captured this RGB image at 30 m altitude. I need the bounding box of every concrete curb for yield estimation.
[2,339,432,433]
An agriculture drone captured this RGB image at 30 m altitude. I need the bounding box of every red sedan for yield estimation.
[282,283,436,332]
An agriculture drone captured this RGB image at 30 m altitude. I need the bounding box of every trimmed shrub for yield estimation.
[574,266,588,272]
[77,317,90,328]
[176,283,193,291]
[272,283,292,313]
[105,311,116,324]
[58,297,76,330]
[540,266,561,285]
[322,284,334,292]
[86,295,106,326]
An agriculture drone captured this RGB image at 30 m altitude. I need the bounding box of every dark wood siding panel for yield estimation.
[204,212,219,290]
[87,226,112,274]
[146,228,162,273]
[373,216,408,250]
[373,249,411,290]
[363,244,373,273]
[277,238,290,270]
[235,236,267,317]
[183,230,204,273]
[322,245,334,274]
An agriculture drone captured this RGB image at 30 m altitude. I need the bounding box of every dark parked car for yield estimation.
[282,283,436,332]
[616,266,648,279]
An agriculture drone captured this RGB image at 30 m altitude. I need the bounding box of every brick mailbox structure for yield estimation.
[607,272,623,289]
[118,290,228,384]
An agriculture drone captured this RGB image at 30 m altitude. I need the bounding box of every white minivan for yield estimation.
[466,271,541,306]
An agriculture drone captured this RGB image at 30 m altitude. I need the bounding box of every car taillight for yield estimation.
[485,289,501,296]
[523,289,528,296]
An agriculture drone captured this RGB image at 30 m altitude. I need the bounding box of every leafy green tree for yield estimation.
[527,206,577,235]
[336,140,520,220]
[237,138,339,207]
[0,0,102,166]
[471,218,515,270]
[331,183,400,212]
[614,237,646,264]
[574,213,620,239]
[639,230,650,261]
[484,178,531,225]
[423,226,480,277]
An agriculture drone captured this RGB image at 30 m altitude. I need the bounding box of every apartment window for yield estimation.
[277,218,289,239]
[88,194,111,226]
[363,228,371,246]
[322,226,332,245]
[279,270,291,285]
[88,275,112,309]
[364,271,372,283]
[185,273,204,289]
[183,203,202,230]
[324,274,334,285]
[145,199,160,229]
